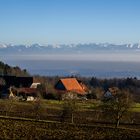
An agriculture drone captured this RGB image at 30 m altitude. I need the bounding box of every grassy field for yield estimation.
[132,103,140,112]
[0,99,140,139]
[0,99,139,110]
[42,99,140,112]
[0,99,140,123]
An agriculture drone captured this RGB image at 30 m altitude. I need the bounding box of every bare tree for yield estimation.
[4,99,14,116]
[101,90,133,128]
[61,100,78,123]
[33,98,43,120]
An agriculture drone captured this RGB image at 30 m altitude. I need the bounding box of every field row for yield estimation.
[0,116,140,140]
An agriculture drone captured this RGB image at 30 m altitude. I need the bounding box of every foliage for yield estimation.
[89,77,140,102]
[32,75,140,102]
[0,99,139,126]
[0,61,29,76]
[101,90,134,128]
[61,100,78,123]
[0,78,6,86]
[33,98,43,120]
[37,84,47,99]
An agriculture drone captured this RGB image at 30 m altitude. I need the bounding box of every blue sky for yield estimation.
[0,0,140,45]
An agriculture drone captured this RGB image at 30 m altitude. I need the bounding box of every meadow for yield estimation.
[0,99,140,139]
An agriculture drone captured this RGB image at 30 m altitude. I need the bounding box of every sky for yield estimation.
[0,0,140,45]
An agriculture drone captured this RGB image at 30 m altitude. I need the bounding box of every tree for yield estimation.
[3,99,14,116]
[0,78,6,86]
[37,84,47,99]
[61,100,78,123]
[90,77,101,87]
[33,98,43,120]
[101,90,133,128]
[0,78,6,98]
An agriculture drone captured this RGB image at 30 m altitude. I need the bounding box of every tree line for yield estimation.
[33,75,140,102]
[0,61,29,76]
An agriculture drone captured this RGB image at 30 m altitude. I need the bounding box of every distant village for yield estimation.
[0,75,118,101]
[1,60,140,103]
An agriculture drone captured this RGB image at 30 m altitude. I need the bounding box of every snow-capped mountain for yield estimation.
[0,44,7,48]
[0,43,140,54]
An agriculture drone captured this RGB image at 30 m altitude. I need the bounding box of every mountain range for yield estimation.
[0,43,140,54]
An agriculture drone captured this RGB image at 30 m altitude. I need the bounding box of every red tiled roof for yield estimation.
[60,78,86,95]
[17,88,37,95]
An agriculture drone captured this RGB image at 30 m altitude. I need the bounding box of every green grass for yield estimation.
[135,103,140,107]
[43,99,64,105]
[131,103,140,112]
[0,99,139,112]
[0,99,139,130]
[42,100,140,112]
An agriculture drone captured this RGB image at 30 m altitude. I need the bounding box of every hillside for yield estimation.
[0,61,29,76]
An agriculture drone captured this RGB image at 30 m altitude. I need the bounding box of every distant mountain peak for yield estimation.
[0,44,7,48]
[0,43,140,55]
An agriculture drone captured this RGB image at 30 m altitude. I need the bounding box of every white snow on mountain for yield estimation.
[126,44,132,48]
[0,44,7,48]
[52,44,61,48]
[137,43,140,48]
[0,43,140,53]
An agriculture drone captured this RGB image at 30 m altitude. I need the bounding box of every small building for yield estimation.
[0,75,33,88]
[8,87,38,101]
[17,88,38,101]
[0,75,33,99]
[55,78,87,99]
[104,87,119,99]
[30,83,41,88]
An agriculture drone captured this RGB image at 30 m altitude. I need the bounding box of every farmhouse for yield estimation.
[0,75,33,99]
[104,87,119,99]
[0,75,33,88]
[16,88,38,101]
[55,78,88,99]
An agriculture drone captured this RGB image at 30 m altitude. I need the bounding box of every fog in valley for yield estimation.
[1,52,140,78]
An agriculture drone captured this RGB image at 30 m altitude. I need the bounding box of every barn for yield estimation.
[55,78,88,99]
